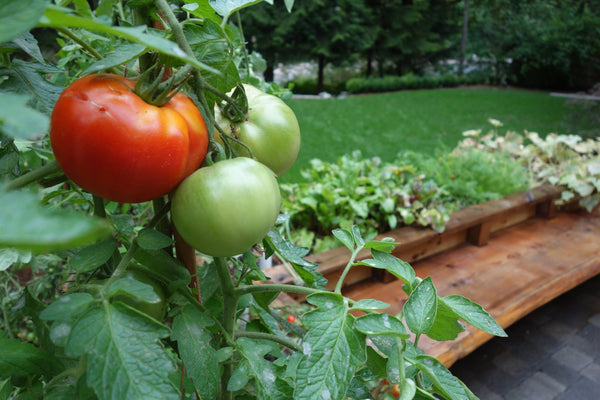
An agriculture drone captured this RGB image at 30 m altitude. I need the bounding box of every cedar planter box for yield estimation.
[263,184,600,366]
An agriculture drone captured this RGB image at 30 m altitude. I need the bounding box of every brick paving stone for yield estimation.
[538,355,584,387]
[492,351,536,377]
[551,345,594,372]
[464,380,504,400]
[589,313,600,328]
[581,362,600,384]
[555,376,600,400]
[540,320,578,341]
[504,372,566,400]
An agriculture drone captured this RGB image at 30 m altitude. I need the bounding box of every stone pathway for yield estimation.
[451,275,600,399]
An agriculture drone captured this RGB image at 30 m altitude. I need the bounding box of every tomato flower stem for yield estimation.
[4,161,62,191]
[234,331,303,353]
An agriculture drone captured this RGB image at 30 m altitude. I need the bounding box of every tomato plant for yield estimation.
[50,74,208,203]
[215,84,301,176]
[171,157,281,257]
[0,1,506,400]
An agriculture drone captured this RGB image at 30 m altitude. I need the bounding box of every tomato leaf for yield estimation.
[0,338,63,379]
[295,293,366,400]
[136,228,173,250]
[0,92,50,140]
[351,299,390,311]
[0,0,47,43]
[236,337,294,399]
[39,6,219,75]
[108,277,162,303]
[354,313,409,338]
[40,293,95,321]
[426,299,466,341]
[441,295,507,337]
[404,277,437,336]
[172,305,219,400]
[83,43,147,75]
[0,190,112,253]
[66,303,178,400]
[359,250,416,287]
[70,238,118,273]
[413,354,469,400]
[332,228,354,250]
[265,230,326,288]
[208,0,263,21]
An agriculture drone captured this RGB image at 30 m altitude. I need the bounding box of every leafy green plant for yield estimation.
[456,122,600,211]
[280,151,451,250]
[0,1,506,399]
[399,147,531,210]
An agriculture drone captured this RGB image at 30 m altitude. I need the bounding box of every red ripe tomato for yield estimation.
[286,315,296,323]
[50,74,208,203]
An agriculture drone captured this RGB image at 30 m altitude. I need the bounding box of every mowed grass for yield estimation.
[280,87,586,183]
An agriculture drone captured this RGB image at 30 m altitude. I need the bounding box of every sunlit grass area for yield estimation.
[281,88,589,183]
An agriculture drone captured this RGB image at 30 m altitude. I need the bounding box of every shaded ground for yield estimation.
[450,275,600,399]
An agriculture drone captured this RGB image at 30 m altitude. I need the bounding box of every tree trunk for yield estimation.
[264,65,274,82]
[317,54,325,93]
[366,51,373,77]
[459,0,469,77]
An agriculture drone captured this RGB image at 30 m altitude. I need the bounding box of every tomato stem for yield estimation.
[214,257,238,400]
[334,246,363,294]
[93,195,106,218]
[234,283,322,298]
[234,331,302,353]
[4,161,62,191]
[56,27,118,74]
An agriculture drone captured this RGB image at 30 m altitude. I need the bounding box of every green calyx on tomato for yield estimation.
[171,157,281,257]
[215,84,300,176]
[50,74,209,203]
[110,270,167,321]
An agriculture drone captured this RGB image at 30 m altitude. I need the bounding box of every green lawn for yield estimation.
[280,87,588,183]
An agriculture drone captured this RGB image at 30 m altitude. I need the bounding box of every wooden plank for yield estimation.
[263,185,564,286]
[343,211,600,367]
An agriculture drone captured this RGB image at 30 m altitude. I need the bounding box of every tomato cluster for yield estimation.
[50,75,300,257]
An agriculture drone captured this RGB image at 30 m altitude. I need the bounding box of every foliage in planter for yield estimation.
[455,123,600,212]
[279,151,451,252]
[399,147,531,210]
[0,1,507,400]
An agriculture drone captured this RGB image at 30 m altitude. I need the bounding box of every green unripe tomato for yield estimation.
[215,84,300,176]
[171,157,281,257]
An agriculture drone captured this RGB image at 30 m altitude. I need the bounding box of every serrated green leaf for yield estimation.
[208,0,262,20]
[12,32,45,64]
[441,295,506,337]
[216,346,234,362]
[136,228,173,250]
[352,225,365,247]
[0,92,50,139]
[40,293,95,321]
[354,313,409,338]
[0,378,13,400]
[265,230,326,288]
[332,228,354,250]
[172,305,219,400]
[182,0,220,22]
[0,338,62,379]
[295,293,366,400]
[39,6,219,75]
[133,248,191,286]
[108,277,161,303]
[236,337,293,399]
[426,299,465,341]
[364,237,398,253]
[0,0,47,43]
[414,354,469,400]
[404,277,437,336]
[66,303,178,400]
[351,299,390,311]
[70,238,118,273]
[83,43,146,74]
[0,189,112,253]
[363,250,416,287]
[228,363,250,391]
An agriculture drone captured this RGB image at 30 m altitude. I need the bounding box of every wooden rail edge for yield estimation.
[264,184,566,291]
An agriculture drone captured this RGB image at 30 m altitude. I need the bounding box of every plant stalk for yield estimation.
[234,331,302,353]
[334,247,362,294]
[214,257,238,400]
[5,161,61,191]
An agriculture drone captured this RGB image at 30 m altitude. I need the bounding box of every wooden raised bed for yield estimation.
[264,184,600,367]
